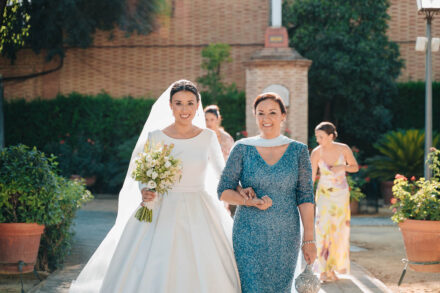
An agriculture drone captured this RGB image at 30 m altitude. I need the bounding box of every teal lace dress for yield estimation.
[217,142,314,293]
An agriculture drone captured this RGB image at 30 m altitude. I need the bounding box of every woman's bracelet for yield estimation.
[301,240,316,248]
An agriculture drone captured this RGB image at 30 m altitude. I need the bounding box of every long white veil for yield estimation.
[69,82,206,292]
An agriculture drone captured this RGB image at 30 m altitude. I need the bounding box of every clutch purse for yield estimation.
[295,264,321,293]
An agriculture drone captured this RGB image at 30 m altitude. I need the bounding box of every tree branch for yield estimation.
[0,0,7,28]
[2,56,64,82]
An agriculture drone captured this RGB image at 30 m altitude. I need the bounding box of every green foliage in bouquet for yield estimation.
[366,129,440,181]
[132,141,182,195]
[391,148,440,223]
[132,141,182,222]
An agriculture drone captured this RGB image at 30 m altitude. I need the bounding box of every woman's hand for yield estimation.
[302,242,317,265]
[238,186,256,200]
[329,165,346,173]
[253,195,272,210]
[141,189,157,202]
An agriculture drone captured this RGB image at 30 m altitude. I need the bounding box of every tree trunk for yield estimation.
[323,99,332,121]
[0,75,4,149]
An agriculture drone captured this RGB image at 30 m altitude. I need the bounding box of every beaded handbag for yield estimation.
[295,264,321,293]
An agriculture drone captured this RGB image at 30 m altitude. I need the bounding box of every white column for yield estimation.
[271,0,282,27]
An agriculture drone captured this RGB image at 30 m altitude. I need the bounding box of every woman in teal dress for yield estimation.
[218,93,317,293]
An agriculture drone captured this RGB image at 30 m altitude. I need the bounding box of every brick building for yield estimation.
[0,0,438,100]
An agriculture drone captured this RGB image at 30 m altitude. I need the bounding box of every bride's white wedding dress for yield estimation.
[98,129,240,293]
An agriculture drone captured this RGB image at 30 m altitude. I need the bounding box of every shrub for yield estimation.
[0,144,93,271]
[37,177,92,271]
[366,129,440,181]
[0,144,63,224]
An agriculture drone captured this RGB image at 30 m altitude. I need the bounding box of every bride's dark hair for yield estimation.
[170,80,200,102]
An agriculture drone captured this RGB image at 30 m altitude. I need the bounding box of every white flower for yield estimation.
[147,169,153,177]
[152,171,158,179]
[164,161,172,168]
[147,180,157,189]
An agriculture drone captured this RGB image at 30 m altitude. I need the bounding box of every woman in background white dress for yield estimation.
[69,80,242,293]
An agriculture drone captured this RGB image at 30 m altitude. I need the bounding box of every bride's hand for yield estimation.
[238,186,256,200]
[141,189,157,202]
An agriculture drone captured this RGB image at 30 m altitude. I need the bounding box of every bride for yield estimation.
[69,80,248,292]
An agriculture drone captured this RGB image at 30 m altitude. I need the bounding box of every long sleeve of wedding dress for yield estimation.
[93,129,240,293]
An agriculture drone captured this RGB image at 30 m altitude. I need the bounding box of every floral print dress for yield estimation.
[315,153,350,274]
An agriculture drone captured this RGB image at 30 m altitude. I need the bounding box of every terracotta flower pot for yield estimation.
[0,223,45,274]
[350,199,360,215]
[399,219,440,272]
[380,180,394,205]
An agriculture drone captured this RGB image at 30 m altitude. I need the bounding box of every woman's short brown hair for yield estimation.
[253,92,287,114]
[315,121,338,139]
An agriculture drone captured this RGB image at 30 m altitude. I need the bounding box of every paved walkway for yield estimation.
[28,197,392,293]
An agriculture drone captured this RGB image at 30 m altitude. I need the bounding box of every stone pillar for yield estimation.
[245,1,311,144]
[245,51,311,143]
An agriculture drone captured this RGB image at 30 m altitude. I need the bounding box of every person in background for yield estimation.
[310,121,359,282]
[204,105,234,161]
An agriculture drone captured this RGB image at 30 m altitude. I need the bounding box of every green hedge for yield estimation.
[5,90,245,193]
[5,92,155,193]
[6,81,435,192]
[392,82,440,131]
[308,81,440,156]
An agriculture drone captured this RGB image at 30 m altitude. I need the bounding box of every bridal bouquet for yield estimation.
[131,141,182,222]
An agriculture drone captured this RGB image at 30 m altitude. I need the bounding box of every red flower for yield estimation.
[60,140,65,144]
[365,177,371,183]
[284,128,292,134]
[395,174,407,180]
[351,146,360,153]
[410,176,416,181]
[392,208,397,213]
[348,187,352,191]
[241,130,248,137]
[390,198,397,204]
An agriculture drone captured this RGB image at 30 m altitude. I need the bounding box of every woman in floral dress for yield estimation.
[310,122,359,282]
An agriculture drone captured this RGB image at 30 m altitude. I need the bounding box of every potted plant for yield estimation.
[347,172,367,215]
[0,144,92,274]
[366,129,440,204]
[0,145,65,273]
[37,176,92,271]
[390,148,440,272]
